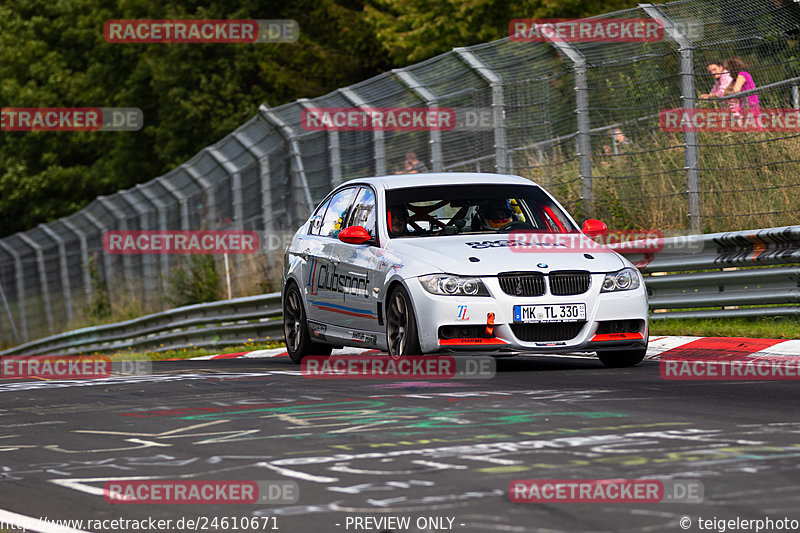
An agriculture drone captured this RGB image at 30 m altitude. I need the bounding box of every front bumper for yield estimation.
[405,273,648,354]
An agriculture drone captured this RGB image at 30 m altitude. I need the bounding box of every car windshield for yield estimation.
[385,184,577,238]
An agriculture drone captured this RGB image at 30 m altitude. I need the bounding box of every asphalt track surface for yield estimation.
[2,353,800,533]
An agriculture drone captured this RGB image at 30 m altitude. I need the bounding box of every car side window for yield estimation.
[319,187,358,238]
[347,187,376,238]
[309,197,331,236]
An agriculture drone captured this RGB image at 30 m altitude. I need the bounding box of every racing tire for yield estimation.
[283,282,333,363]
[386,286,422,357]
[597,348,647,368]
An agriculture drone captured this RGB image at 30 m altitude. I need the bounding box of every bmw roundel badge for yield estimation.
[537,263,548,268]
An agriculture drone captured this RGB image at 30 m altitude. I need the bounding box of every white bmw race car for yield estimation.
[282,173,649,367]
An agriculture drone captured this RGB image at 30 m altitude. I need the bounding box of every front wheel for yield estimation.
[283,283,332,363]
[386,286,422,357]
[597,348,646,368]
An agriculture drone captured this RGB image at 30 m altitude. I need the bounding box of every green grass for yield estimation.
[650,316,800,339]
[90,340,286,361]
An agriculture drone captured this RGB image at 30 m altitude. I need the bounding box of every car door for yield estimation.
[297,195,331,325]
[333,186,381,340]
[304,186,360,327]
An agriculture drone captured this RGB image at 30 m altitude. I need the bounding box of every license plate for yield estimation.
[513,303,586,323]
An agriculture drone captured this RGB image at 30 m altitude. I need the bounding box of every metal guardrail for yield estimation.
[2,225,799,355]
[0,293,283,356]
[620,225,800,320]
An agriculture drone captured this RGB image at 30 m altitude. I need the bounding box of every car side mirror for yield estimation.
[582,219,607,237]
[338,225,373,245]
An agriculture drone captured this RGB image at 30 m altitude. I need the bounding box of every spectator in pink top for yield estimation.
[700,61,732,104]
[723,57,760,115]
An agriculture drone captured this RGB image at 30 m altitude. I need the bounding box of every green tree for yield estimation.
[0,0,389,236]
[364,0,641,65]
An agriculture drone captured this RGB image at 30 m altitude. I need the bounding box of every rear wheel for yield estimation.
[283,283,332,363]
[386,286,422,356]
[597,348,646,368]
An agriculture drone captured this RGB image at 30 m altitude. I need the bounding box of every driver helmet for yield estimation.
[479,201,513,229]
[388,204,409,236]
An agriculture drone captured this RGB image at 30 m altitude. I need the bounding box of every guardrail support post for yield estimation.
[642,4,701,233]
[339,88,387,176]
[17,234,54,335]
[0,241,26,342]
[39,224,74,326]
[453,47,508,174]
[393,69,444,172]
[544,33,593,219]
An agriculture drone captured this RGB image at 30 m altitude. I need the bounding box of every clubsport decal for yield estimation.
[308,259,370,299]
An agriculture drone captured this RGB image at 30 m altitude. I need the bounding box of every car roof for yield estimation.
[339,172,539,191]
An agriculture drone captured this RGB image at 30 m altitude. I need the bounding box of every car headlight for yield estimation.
[419,274,490,296]
[601,267,641,292]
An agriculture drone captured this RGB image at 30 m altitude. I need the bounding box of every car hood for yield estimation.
[386,233,627,275]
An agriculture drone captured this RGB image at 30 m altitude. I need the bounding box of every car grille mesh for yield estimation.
[510,322,586,342]
[549,271,591,295]
[498,271,590,296]
[498,272,545,296]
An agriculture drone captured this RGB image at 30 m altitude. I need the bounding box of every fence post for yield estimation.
[339,88,387,176]
[117,190,158,305]
[393,69,444,172]
[207,147,244,230]
[183,163,217,230]
[0,241,26,342]
[157,177,190,230]
[0,272,20,344]
[61,219,92,305]
[544,33,593,218]
[81,210,114,307]
[134,185,171,294]
[97,196,136,302]
[17,234,54,335]
[793,84,799,109]
[258,105,315,224]
[298,98,343,188]
[453,47,508,174]
[642,4,701,233]
[39,224,74,326]
[233,130,274,239]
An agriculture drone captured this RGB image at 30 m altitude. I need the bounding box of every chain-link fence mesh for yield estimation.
[1,0,799,347]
